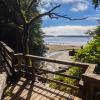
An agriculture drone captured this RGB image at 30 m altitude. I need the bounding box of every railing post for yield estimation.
[79,80,84,98]
[82,64,100,100]
[32,59,36,82]
[24,55,30,78]
[11,52,15,75]
[82,76,95,100]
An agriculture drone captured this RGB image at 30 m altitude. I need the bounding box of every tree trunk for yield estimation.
[23,23,30,77]
[23,23,29,54]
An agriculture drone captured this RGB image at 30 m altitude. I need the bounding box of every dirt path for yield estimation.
[49,51,72,61]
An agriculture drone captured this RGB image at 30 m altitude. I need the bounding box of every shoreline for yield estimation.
[45,44,79,64]
[46,44,81,53]
[45,44,80,72]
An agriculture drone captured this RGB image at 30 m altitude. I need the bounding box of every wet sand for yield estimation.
[46,44,81,53]
[45,44,80,71]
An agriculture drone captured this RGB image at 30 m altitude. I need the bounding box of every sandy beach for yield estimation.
[45,44,80,71]
[46,44,81,53]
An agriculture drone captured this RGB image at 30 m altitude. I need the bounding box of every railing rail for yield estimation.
[0,41,15,99]
[14,53,89,67]
[0,41,14,76]
[0,41,14,55]
[35,74,79,90]
[35,67,80,80]
[15,64,80,80]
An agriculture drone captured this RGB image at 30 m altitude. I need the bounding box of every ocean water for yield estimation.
[43,36,92,46]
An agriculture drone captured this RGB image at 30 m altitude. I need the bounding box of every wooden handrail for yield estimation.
[35,68,80,80]
[0,41,14,99]
[14,64,80,80]
[35,74,79,90]
[0,41,14,76]
[14,53,89,68]
[0,41,14,55]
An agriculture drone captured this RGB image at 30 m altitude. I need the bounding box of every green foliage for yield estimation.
[74,26,100,74]
[86,26,100,36]
[49,66,83,95]
[94,26,100,36]
[66,67,83,78]
[74,36,100,64]
[0,0,46,56]
[29,18,46,56]
[92,0,100,8]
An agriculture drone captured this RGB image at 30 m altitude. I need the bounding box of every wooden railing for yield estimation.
[0,41,15,99]
[0,41,14,76]
[14,53,89,96]
[82,64,100,100]
[0,41,99,100]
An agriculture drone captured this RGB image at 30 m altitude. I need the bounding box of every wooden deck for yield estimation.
[4,77,81,100]
[1,41,98,100]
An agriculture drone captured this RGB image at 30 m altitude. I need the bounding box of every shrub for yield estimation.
[74,36,100,64]
[49,66,83,95]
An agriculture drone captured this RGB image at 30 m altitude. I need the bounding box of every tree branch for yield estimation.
[97,19,100,23]
[17,0,26,25]
[49,13,88,20]
[26,0,38,13]
[29,4,87,25]
[29,5,61,25]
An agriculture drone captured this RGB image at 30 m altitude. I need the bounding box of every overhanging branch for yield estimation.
[29,4,87,25]
[26,0,38,13]
[50,13,88,20]
[29,5,61,25]
[17,0,26,25]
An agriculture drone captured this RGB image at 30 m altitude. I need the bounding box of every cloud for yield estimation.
[87,16,100,21]
[40,0,87,5]
[39,8,47,13]
[38,0,89,20]
[39,0,89,18]
[81,14,100,21]
[42,25,96,36]
[71,2,88,12]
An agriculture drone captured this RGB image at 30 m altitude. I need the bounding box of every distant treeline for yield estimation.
[45,35,92,37]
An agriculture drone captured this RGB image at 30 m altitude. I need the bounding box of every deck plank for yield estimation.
[0,72,7,100]
[4,77,81,100]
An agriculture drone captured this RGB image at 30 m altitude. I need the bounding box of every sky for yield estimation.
[39,0,100,36]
